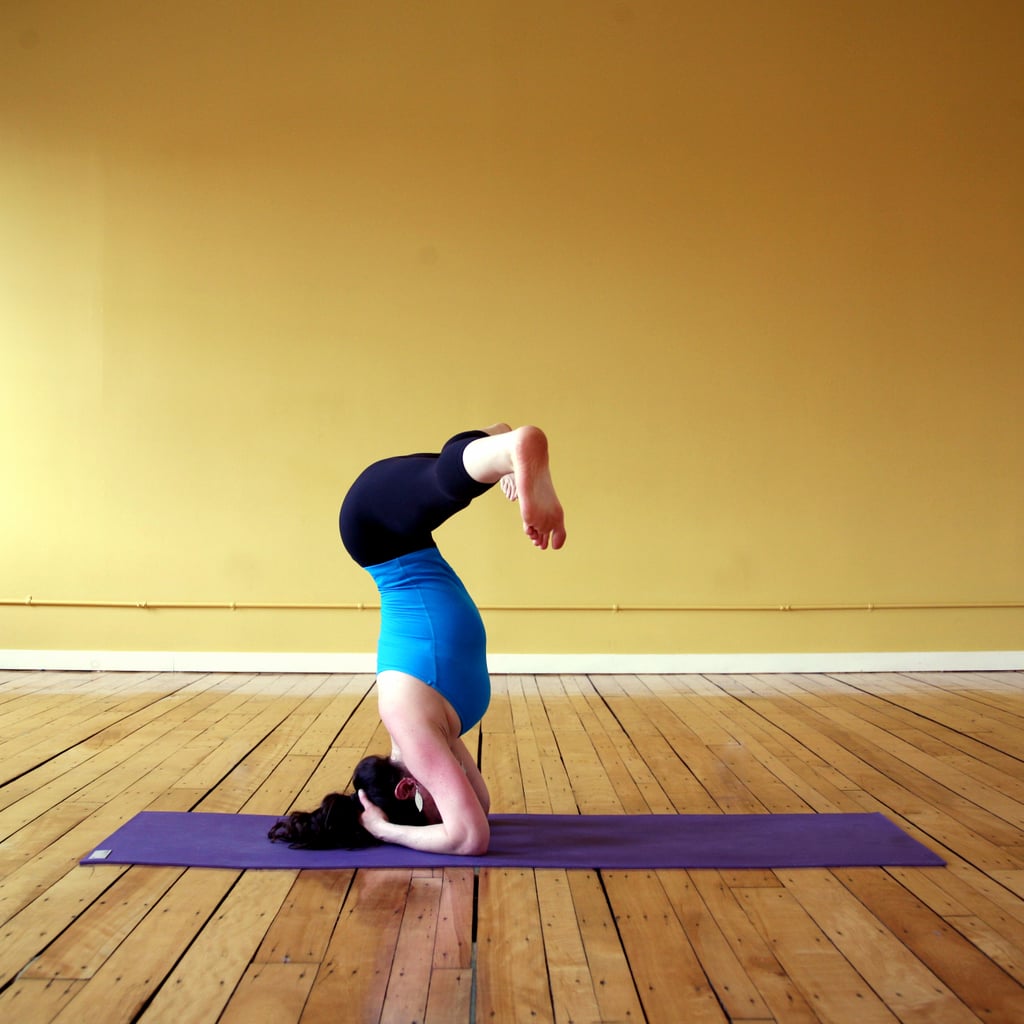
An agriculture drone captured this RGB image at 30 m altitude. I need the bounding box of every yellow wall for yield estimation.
[2,1,1022,656]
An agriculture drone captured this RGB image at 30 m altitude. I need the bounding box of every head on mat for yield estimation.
[269,423,566,855]
[268,756,430,849]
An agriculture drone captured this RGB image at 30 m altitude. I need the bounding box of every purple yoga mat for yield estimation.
[80,811,944,870]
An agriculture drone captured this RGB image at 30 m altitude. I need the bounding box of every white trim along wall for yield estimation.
[2,650,1022,674]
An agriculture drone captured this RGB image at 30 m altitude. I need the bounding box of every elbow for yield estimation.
[454,823,489,857]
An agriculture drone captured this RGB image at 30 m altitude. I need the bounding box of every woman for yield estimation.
[269,423,566,854]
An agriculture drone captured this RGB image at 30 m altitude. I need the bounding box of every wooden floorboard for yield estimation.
[0,670,1022,1023]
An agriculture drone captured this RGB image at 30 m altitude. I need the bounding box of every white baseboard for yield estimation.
[488,651,1024,674]
[1,649,1022,674]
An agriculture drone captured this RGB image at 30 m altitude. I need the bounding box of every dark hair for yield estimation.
[267,755,427,849]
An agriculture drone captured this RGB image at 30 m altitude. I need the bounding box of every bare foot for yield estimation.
[500,473,518,501]
[510,426,566,550]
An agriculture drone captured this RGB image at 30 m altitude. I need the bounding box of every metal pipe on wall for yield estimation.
[3,597,1022,613]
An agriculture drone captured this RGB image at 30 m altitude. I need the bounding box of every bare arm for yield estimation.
[452,734,490,814]
[361,719,489,855]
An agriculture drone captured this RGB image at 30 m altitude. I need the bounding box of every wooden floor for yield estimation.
[0,670,1022,1023]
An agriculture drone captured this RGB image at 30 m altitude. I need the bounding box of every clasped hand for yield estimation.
[357,789,389,839]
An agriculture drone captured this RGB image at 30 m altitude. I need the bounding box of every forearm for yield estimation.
[371,818,489,856]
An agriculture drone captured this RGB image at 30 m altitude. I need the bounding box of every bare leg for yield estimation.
[480,423,519,500]
[463,425,566,550]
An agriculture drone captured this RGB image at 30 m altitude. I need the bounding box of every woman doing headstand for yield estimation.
[268,423,565,855]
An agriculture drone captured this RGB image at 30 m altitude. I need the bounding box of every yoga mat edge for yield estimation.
[80,811,945,871]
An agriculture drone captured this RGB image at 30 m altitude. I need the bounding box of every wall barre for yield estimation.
[3,597,1023,613]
